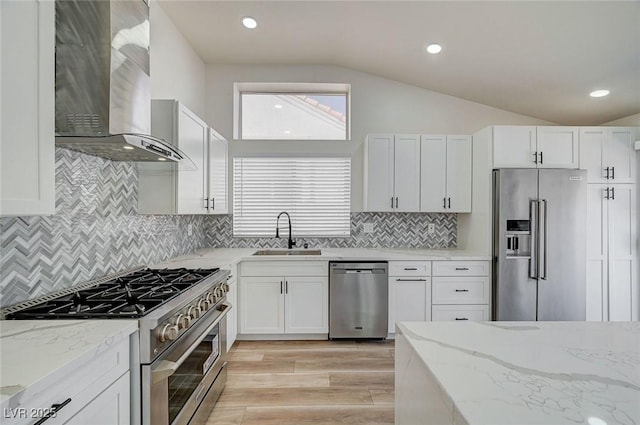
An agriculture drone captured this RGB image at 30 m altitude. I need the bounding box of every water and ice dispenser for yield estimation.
[505,219,531,258]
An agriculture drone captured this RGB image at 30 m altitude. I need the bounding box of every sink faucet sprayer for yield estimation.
[276,211,296,249]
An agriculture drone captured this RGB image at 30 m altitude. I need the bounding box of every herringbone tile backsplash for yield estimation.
[0,148,457,308]
[0,149,209,307]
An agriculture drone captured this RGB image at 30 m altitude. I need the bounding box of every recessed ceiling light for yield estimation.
[426,43,442,54]
[590,89,610,98]
[158,158,167,161]
[274,104,283,109]
[123,145,134,150]
[284,130,291,134]
[241,16,258,29]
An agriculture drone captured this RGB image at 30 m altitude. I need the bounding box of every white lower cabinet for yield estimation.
[239,261,328,335]
[432,305,489,322]
[226,264,238,351]
[10,335,132,425]
[388,261,431,334]
[431,261,490,322]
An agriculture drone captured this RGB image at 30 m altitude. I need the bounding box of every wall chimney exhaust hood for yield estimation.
[54,0,190,165]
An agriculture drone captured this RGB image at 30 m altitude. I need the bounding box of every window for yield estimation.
[234,83,350,140]
[233,157,351,237]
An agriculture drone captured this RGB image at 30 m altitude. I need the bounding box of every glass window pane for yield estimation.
[241,93,347,140]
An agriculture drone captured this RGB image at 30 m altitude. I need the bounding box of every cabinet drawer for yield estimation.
[389,261,431,276]
[432,277,490,304]
[432,261,489,276]
[12,336,131,425]
[241,261,328,277]
[432,305,489,322]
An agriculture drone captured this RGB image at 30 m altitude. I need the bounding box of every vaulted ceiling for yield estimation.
[158,1,640,125]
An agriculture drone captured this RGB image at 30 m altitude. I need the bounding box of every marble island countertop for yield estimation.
[0,320,137,409]
[151,247,490,270]
[395,321,640,425]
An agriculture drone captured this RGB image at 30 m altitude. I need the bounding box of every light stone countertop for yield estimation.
[151,247,490,270]
[397,321,640,425]
[0,320,138,409]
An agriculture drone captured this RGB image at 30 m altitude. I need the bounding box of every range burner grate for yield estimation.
[5,268,220,319]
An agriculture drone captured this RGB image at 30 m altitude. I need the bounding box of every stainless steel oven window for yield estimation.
[167,325,221,423]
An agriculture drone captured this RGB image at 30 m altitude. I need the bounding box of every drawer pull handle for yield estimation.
[33,398,72,425]
[455,289,469,292]
[454,317,468,321]
[403,267,418,271]
[396,278,427,282]
[455,267,469,271]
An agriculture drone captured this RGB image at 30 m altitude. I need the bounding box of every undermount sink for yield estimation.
[252,249,322,256]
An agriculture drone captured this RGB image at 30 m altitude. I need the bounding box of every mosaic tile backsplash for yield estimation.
[0,148,209,308]
[206,213,456,249]
[0,148,457,308]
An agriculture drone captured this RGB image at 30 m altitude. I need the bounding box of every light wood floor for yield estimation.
[206,339,395,425]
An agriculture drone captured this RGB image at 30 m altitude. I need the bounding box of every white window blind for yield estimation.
[233,157,351,237]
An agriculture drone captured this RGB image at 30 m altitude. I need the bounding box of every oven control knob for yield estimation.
[222,283,230,292]
[173,314,189,330]
[214,287,223,297]
[159,324,179,343]
[197,298,210,312]
[205,291,217,304]
[187,305,201,319]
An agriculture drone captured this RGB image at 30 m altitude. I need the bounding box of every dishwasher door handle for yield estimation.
[345,270,373,274]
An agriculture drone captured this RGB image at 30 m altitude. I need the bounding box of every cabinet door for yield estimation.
[284,276,328,333]
[393,134,421,212]
[364,134,394,211]
[0,0,55,216]
[605,128,636,183]
[388,277,431,334]
[607,185,637,321]
[226,277,238,351]
[176,102,208,214]
[585,185,608,321]
[240,277,285,334]
[492,126,536,168]
[445,135,472,212]
[420,135,447,212]
[208,127,228,214]
[579,128,607,183]
[67,372,130,425]
[536,126,579,169]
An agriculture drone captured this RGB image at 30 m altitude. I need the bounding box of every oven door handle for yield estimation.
[152,302,231,384]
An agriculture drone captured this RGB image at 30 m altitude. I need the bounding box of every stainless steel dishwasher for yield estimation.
[329,262,388,339]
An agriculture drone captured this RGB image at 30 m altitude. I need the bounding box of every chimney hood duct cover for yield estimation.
[54,0,189,164]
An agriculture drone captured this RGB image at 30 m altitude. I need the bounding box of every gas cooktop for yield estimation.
[5,268,220,319]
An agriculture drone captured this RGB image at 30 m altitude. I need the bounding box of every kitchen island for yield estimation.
[395,321,640,425]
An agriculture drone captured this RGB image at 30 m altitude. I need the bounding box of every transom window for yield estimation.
[233,157,351,238]
[234,83,350,141]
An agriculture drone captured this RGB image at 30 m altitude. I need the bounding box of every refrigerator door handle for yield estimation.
[539,199,548,280]
[529,200,538,279]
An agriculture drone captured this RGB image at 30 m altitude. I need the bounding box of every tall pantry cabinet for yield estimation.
[580,127,638,321]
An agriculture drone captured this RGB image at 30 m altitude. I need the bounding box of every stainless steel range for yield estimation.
[3,267,231,425]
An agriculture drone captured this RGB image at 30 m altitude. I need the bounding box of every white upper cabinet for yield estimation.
[0,0,55,216]
[579,127,636,183]
[208,127,229,214]
[492,126,537,168]
[364,134,420,212]
[139,100,228,215]
[420,135,472,213]
[536,126,579,169]
[492,126,578,169]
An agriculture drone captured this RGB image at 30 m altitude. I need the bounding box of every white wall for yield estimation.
[150,1,206,117]
[205,64,553,211]
[602,113,640,127]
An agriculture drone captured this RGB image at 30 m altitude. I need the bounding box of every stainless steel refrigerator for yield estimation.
[493,169,587,321]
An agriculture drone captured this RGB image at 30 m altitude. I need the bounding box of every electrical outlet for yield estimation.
[187,224,193,236]
[363,223,374,233]
[427,223,435,235]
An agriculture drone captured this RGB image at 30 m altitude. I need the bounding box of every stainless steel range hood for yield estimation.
[54,0,186,163]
